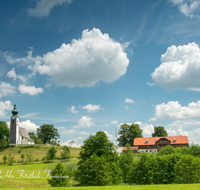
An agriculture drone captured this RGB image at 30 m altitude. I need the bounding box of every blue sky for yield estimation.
[1,0,200,148]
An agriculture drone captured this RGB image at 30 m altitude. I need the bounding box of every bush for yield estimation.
[175,155,200,183]
[47,146,57,160]
[61,146,70,160]
[3,154,7,164]
[21,153,25,163]
[64,161,77,179]
[48,162,70,187]
[0,138,8,148]
[158,145,175,155]
[8,154,15,165]
[76,154,112,186]
[26,151,34,163]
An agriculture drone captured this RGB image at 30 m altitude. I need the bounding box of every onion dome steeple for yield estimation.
[12,101,18,117]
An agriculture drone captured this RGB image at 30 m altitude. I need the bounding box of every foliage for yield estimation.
[76,131,121,185]
[26,151,34,163]
[175,155,200,183]
[60,145,70,159]
[21,153,25,163]
[158,145,176,155]
[117,123,143,147]
[119,151,134,183]
[152,126,168,137]
[47,162,70,187]
[189,143,200,157]
[64,161,78,178]
[0,121,9,140]
[47,146,57,160]
[0,138,8,148]
[28,132,37,143]
[50,140,58,145]
[7,154,15,165]
[127,153,153,184]
[76,153,113,186]
[3,154,7,164]
[37,124,60,144]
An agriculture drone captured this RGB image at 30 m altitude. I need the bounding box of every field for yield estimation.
[0,146,81,163]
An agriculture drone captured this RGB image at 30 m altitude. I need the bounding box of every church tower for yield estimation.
[9,101,19,145]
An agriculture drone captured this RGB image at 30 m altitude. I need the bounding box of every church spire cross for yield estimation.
[12,100,19,117]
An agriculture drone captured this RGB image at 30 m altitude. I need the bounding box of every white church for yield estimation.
[9,101,35,145]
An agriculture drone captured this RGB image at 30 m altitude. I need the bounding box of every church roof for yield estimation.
[19,127,34,142]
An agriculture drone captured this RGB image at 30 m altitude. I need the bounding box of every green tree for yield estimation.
[47,146,57,160]
[158,145,176,155]
[76,131,121,186]
[152,126,168,137]
[48,162,70,187]
[117,123,143,147]
[28,132,37,143]
[3,154,7,164]
[61,145,70,159]
[26,151,33,163]
[119,151,134,183]
[175,155,200,183]
[0,138,8,148]
[7,154,15,165]
[21,153,25,163]
[37,124,60,144]
[0,121,9,146]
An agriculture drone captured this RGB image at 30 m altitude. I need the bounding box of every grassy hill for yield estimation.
[0,145,81,164]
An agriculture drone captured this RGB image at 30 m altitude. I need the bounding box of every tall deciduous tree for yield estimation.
[0,121,9,141]
[117,123,143,147]
[152,126,168,137]
[28,132,37,143]
[37,124,60,144]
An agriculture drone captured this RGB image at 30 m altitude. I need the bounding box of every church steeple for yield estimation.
[12,101,18,117]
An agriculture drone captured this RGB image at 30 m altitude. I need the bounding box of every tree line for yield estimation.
[117,123,168,147]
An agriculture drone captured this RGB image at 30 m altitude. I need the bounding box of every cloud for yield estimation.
[169,0,200,17]
[73,116,96,128]
[57,126,66,130]
[61,129,76,134]
[147,82,154,87]
[0,82,16,98]
[79,131,90,135]
[166,119,200,144]
[62,138,83,147]
[28,0,72,18]
[69,106,79,113]
[104,131,114,141]
[0,100,13,117]
[149,101,200,121]
[18,120,39,131]
[125,98,135,103]
[26,28,129,87]
[82,104,102,112]
[111,120,118,124]
[134,121,154,137]
[6,68,27,83]
[124,106,129,109]
[151,42,200,91]
[18,84,44,95]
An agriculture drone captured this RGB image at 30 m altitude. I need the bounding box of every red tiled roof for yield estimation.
[122,146,138,151]
[134,136,189,145]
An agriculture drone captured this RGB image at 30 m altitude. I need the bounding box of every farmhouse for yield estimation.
[122,136,189,153]
[9,101,34,145]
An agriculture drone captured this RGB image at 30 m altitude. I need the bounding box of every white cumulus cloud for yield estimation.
[73,116,96,128]
[169,0,200,17]
[0,100,13,117]
[134,121,154,137]
[28,0,72,18]
[69,106,79,113]
[151,42,200,91]
[149,101,200,121]
[111,120,118,124]
[18,120,39,131]
[61,129,76,134]
[79,131,90,135]
[82,104,102,112]
[6,68,27,83]
[27,28,129,87]
[18,84,44,95]
[125,98,135,103]
[0,82,16,98]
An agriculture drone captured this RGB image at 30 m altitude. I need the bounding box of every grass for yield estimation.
[0,146,81,164]
[0,184,200,190]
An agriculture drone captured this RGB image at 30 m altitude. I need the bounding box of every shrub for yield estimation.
[26,151,34,163]
[64,161,77,179]
[8,154,15,165]
[47,146,57,160]
[21,153,25,163]
[0,138,8,148]
[61,146,70,160]
[158,145,175,155]
[3,154,7,164]
[48,162,70,187]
